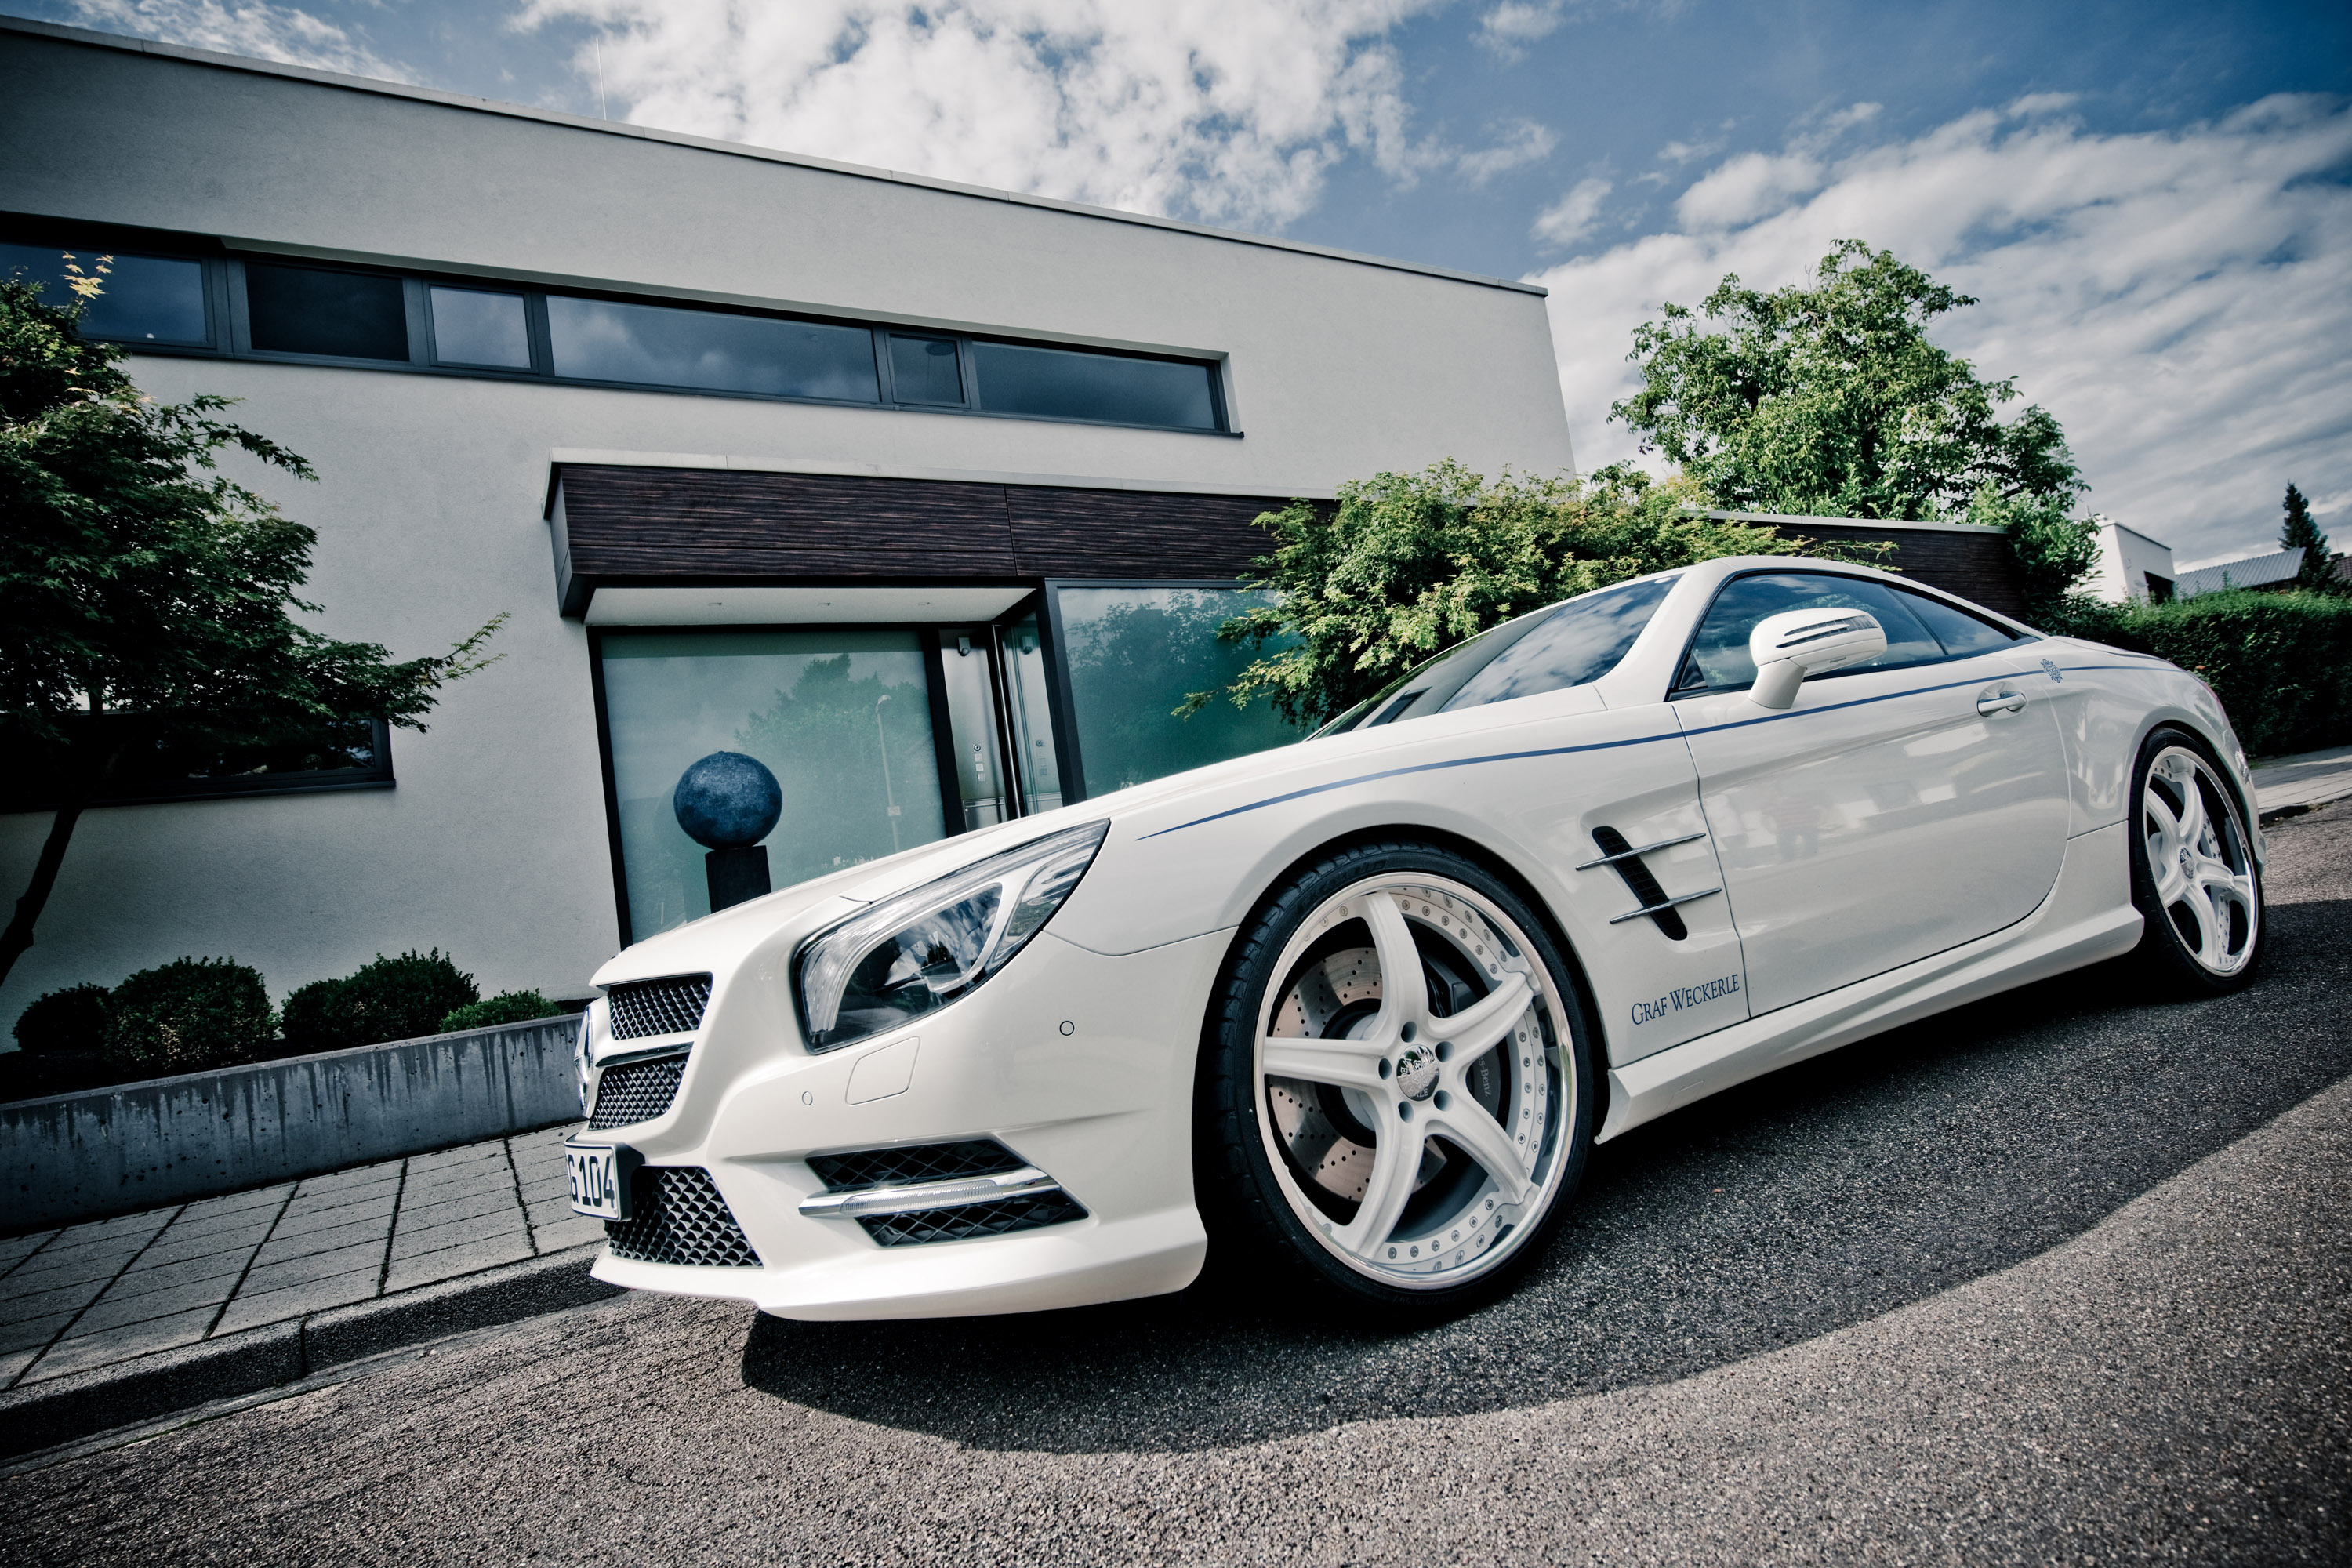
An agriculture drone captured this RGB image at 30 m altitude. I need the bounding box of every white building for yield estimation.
[2084,517,2177,604]
[0,19,1577,1025]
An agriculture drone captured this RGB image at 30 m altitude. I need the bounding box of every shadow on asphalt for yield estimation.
[741,815,2352,1456]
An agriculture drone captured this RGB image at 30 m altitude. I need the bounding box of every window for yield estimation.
[1051,586,1303,795]
[973,340,1219,430]
[597,630,946,938]
[549,296,881,402]
[887,334,964,404]
[4,225,1230,432]
[1674,573,1962,695]
[0,717,392,811]
[428,286,532,368]
[1323,577,1679,735]
[0,243,209,344]
[243,261,409,361]
[1893,586,2024,656]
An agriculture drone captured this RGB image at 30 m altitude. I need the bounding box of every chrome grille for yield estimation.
[588,1054,686,1131]
[606,975,710,1040]
[861,1191,1088,1247]
[806,1139,1025,1192]
[604,1167,760,1268]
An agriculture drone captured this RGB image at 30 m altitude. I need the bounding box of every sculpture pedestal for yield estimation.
[706,845,771,912]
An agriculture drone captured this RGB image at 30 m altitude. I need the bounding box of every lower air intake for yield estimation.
[860,1191,1090,1247]
[605,1167,760,1268]
[806,1138,1025,1192]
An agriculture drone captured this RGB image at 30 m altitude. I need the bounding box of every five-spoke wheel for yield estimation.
[2129,728,2262,990]
[1200,841,1591,1312]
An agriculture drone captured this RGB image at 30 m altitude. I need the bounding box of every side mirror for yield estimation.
[1747,608,1888,710]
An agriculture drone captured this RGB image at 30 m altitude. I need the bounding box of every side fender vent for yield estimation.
[1590,826,1689,940]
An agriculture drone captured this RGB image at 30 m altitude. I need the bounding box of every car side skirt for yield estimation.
[1599,820,2140,1142]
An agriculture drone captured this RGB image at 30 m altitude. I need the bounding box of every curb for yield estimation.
[0,1243,618,1461]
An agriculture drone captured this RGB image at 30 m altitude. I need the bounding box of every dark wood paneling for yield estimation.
[551,465,2025,619]
[1005,486,1283,579]
[1775,522,2028,619]
[558,466,1019,581]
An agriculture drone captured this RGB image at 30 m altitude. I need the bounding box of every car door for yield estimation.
[1671,570,2070,1016]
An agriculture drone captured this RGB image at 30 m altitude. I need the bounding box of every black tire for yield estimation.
[1195,837,1595,1319]
[2126,724,2263,994]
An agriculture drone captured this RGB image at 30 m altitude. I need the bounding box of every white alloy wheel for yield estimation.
[2138,742,2260,980]
[1251,873,1573,1290]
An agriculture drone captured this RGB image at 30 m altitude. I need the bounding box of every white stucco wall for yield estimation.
[2085,519,2177,604]
[0,21,1576,1029]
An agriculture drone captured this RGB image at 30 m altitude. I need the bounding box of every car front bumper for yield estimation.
[583,927,1229,1320]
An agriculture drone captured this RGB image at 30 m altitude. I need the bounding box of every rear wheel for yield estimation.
[1197,840,1593,1316]
[2128,727,2263,993]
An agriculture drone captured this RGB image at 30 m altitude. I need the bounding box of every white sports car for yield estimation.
[564,554,2264,1319]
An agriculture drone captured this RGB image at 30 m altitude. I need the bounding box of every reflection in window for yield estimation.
[548,296,879,401]
[998,614,1063,815]
[1055,586,1302,796]
[888,335,964,404]
[0,716,390,810]
[245,262,410,361]
[1896,587,2024,655]
[430,286,531,368]
[599,631,943,937]
[0,245,209,344]
[973,341,1218,429]
[1676,573,1946,693]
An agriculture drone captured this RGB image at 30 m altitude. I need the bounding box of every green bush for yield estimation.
[104,957,277,1076]
[313,950,479,1050]
[278,977,350,1055]
[440,989,564,1033]
[13,982,111,1054]
[2041,586,2352,756]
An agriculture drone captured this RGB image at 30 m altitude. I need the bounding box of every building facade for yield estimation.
[2084,517,2178,604]
[0,20,1577,1020]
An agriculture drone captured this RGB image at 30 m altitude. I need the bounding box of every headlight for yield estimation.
[793,821,1110,1051]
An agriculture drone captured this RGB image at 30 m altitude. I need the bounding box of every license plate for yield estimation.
[566,1141,633,1220]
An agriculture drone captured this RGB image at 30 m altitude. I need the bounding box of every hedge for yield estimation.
[103,957,277,1076]
[2042,588,2352,756]
[441,989,564,1033]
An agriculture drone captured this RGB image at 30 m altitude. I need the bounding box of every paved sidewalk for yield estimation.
[2252,742,2352,818]
[0,1123,593,1392]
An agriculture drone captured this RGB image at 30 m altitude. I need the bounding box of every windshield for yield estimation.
[1316,575,1679,736]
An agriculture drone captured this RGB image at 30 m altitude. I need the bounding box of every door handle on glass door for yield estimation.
[1976,688,2027,716]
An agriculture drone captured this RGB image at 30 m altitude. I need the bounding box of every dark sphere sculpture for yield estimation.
[673,752,782,850]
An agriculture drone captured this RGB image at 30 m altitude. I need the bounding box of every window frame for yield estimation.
[2,220,1236,436]
[1665,568,2040,701]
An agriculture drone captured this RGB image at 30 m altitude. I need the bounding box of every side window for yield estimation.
[1675,572,1945,694]
[1896,586,2025,656]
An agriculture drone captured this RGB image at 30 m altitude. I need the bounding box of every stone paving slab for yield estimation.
[0,1123,593,1392]
[2252,742,2352,817]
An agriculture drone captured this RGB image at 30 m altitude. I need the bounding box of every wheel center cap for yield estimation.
[1395,1044,1439,1102]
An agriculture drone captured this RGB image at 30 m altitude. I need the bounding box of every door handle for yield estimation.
[1976,688,2027,716]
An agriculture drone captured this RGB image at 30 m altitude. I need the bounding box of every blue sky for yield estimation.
[16,0,2352,566]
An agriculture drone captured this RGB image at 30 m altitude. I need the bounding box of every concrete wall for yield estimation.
[1,1016,582,1232]
[0,21,1577,1029]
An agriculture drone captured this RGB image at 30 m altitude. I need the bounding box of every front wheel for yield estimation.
[1196,840,1594,1317]
[2128,727,2263,993]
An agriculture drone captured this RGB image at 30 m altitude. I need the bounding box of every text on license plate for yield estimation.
[566,1142,627,1220]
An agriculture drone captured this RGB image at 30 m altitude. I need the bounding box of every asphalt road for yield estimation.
[10,808,2350,1566]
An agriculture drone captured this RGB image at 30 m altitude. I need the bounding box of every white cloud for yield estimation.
[1475,0,1564,58]
[68,0,412,81]
[1532,176,1611,248]
[1533,95,2352,563]
[511,0,1446,231]
[1456,118,1559,185]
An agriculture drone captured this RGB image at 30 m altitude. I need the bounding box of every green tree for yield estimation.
[1,267,500,986]
[2280,483,2339,593]
[1192,461,1883,730]
[734,653,936,883]
[1611,239,2083,523]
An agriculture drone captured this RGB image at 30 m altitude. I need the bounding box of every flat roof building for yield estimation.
[0,19,1575,1022]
